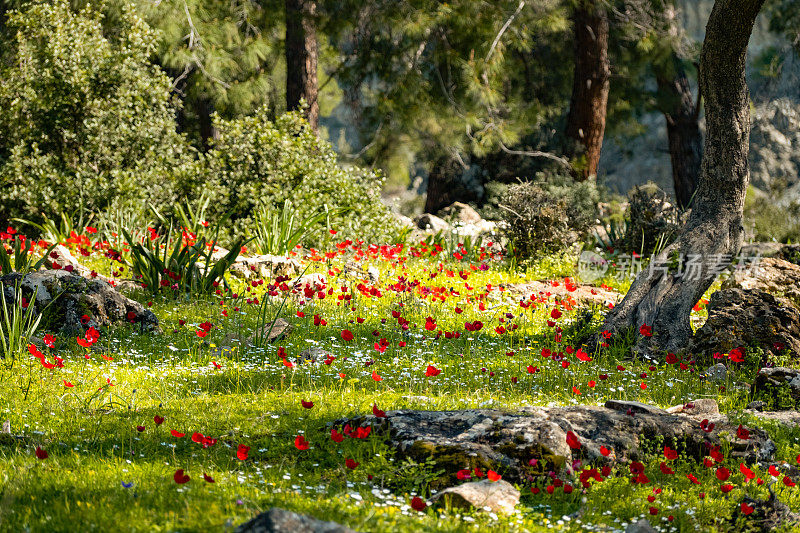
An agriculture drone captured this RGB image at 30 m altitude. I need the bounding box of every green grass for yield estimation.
[0,240,796,532]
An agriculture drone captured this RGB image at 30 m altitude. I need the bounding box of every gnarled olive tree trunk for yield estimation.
[600,0,765,355]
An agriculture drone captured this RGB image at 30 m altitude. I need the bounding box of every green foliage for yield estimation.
[498,174,599,259]
[122,225,243,298]
[743,186,800,243]
[0,284,42,362]
[252,200,337,256]
[204,107,397,247]
[0,0,196,226]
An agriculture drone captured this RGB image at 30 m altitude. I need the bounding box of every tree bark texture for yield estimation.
[655,55,703,209]
[564,0,610,181]
[285,0,319,132]
[599,0,766,356]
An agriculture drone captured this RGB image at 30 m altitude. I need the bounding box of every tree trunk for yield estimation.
[285,0,319,132]
[564,0,610,181]
[599,0,765,356]
[655,55,703,209]
[197,96,219,152]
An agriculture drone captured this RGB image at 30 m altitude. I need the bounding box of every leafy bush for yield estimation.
[203,108,397,247]
[0,1,196,226]
[498,174,599,259]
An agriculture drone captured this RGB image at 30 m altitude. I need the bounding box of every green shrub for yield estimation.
[0,1,196,226]
[620,183,682,256]
[498,174,599,259]
[203,108,397,248]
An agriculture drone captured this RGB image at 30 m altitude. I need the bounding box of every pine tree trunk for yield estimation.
[656,57,703,209]
[599,0,765,356]
[197,96,219,152]
[285,0,319,132]
[564,0,610,181]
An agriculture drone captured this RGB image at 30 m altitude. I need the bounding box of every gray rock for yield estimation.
[705,363,728,382]
[722,257,800,307]
[235,508,356,533]
[438,202,482,225]
[333,405,774,487]
[430,479,519,515]
[604,400,667,416]
[747,401,765,412]
[414,214,450,233]
[228,254,301,280]
[625,519,657,533]
[248,318,293,345]
[690,289,800,364]
[0,270,158,333]
[667,399,720,417]
[736,492,800,532]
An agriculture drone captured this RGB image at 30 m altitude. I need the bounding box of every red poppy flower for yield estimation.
[154,415,164,425]
[716,467,730,481]
[720,484,734,493]
[700,419,715,433]
[345,458,359,470]
[741,502,754,515]
[487,470,502,482]
[736,425,750,440]
[550,308,562,320]
[341,329,354,341]
[301,400,314,409]
[686,474,700,484]
[784,476,796,487]
[35,447,48,460]
[173,469,190,484]
[331,428,344,443]
[425,365,441,377]
[600,446,611,457]
[663,446,678,460]
[639,324,652,337]
[456,469,472,480]
[372,404,387,418]
[566,431,581,450]
[237,444,250,461]
[769,465,781,477]
[410,496,427,511]
[203,473,215,483]
[171,430,185,438]
[740,463,755,481]
[659,462,675,475]
[43,334,55,348]
[63,380,74,388]
[371,370,383,382]
[294,435,310,450]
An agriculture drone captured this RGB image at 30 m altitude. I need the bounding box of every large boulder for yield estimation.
[690,289,800,363]
[0,270,158,333]
[333,401,773,487]
[235,508,355,533]
[722,257,800,307]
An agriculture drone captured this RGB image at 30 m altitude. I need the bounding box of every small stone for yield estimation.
[429,479,520,515]
[235,508,356,533]
[705,363,728,382]
[747,401,765,412]
[603,400,666,415]
[248,318,293,345]
[625,519,657,533]
[414,213,450,233]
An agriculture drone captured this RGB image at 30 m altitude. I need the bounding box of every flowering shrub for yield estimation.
[203,108,397,247]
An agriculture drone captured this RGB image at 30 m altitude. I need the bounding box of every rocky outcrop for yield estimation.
[333,400,773,487]
[690,289,800,363]
[210,247,301,280]
[506,279,621,307]
[0,270,158,333]
[235,508,356,533]
[722,257,800,306]
[749,98,800,204]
